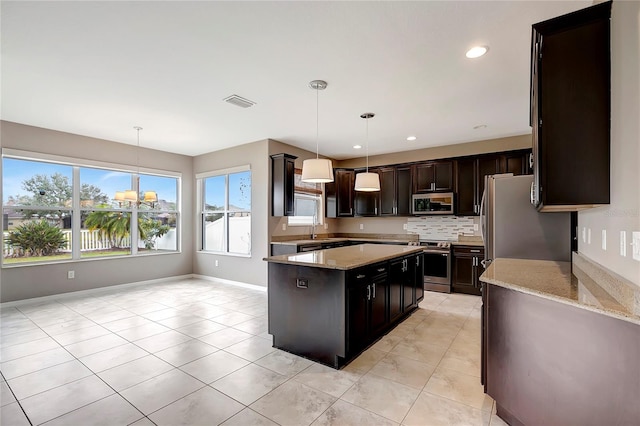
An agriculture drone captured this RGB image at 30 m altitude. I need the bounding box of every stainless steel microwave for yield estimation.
[412,192,455,215]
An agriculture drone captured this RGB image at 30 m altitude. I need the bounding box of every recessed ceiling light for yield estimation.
[406,136,417,141]
[466,46,489,59]
[473,124,487,129]
[353,145,362,149]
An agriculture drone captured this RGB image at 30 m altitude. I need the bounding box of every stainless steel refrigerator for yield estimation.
[481,174,571,268]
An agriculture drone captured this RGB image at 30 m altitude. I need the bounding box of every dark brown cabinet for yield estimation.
[412,161,453,193]
[378,166,412,216]
[325,169,354,218]
[452,245,484,295]
[455,150,532,216]
[271,153,297,216]
[347,264,389,356]
[531,1,611,211]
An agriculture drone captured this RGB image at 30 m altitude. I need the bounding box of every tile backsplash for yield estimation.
[407,216,477,241]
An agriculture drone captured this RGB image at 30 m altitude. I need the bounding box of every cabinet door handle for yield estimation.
[372,283,376,298]
[377,267,385,272]
[375,207,378,215]
[529,152,534,169]
[367,285,371,301]
[470,249,481,253]
[416,256,420,267]
[530,182,536,205]
[357,274,366,279]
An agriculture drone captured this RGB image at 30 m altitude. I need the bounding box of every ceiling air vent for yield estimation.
[223,94,256,108]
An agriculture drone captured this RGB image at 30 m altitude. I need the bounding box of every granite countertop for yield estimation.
[264,243,424,270]
[270,237,416,246]
[481,258,640,325]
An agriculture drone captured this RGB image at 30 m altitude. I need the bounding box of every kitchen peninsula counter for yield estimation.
[480,257,640,426]
[481,258,639,324]
[265,244,424,368]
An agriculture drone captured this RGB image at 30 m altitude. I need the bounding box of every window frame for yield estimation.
[287,167,324,226]
[2,148,181,267]
[197,165,252,257]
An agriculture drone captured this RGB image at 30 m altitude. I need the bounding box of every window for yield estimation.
[2,150,180,266]
[199,166,251,255]
[288,168,323,226]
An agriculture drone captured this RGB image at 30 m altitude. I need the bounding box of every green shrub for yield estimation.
[5,220,67,257]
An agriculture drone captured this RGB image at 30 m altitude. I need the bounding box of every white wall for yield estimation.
[0,121,195,302]
[578,0,640,286]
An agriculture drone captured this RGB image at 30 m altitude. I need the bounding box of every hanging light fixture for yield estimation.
[354,112,380,192]
[301,80,334,183]
[114,126,157,207]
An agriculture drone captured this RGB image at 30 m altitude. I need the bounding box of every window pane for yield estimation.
[2,158,73,207]
[138,212,178,252]
[140,174,177,211]
[81,210,132,258]
[229,171,251,212]
[228,211,251,254]
[203,213,225,251]
[80,167,130,209]
[3,209,72,264]
[295,195,318,216]
[204,176,225,211]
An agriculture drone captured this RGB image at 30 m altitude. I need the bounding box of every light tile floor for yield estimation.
[0,278,508,426]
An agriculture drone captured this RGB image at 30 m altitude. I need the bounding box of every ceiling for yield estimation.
[1,1,591,160]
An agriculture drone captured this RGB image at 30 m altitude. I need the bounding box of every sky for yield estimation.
[2,158,178,204]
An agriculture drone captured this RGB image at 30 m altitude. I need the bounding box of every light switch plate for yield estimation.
[359,224,364,230]
[282,223,286,231]
[632,232,640,261]
[403,224,408,230]
[601,230,606,250]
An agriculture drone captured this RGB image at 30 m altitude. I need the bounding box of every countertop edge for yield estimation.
[480,261,640,326]
[263,245,425,270]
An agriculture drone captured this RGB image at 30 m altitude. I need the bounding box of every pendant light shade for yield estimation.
[354,112,380,192]
[354,172,380,192]
[301,158,334,183]
[301,80,334,183]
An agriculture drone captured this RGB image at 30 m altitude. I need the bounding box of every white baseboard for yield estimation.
[0,274,194,308]
[192,274,267,292]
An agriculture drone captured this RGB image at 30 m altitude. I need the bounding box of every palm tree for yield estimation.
[84,210,135,249]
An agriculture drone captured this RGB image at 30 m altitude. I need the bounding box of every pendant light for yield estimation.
[354,112,380,191]
[115,126,158,207]
[301,80,334,183]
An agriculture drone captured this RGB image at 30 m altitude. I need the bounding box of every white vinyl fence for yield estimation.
[3,229,175,257]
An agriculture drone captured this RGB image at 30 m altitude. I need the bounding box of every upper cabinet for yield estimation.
[271,153,297,216]
[412,161,453,193]
[325,168,354,218]
[379,166,412,216]
[455,150,532,216]
[531,1,611,211]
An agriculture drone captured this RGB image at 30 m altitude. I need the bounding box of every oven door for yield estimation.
[422,249,451,286]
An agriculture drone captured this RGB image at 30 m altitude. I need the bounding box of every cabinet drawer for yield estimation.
[453,246,484,256]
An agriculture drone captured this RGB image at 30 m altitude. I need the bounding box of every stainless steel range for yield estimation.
[420,241,452,293]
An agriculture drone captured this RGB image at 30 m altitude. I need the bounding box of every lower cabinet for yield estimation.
[347,265,389,356]
[452,246,484,296]
[269,251,422,368]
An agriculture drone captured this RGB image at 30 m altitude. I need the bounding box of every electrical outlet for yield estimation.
[473,224,479,231]
[282,223,286,231]
[632,232,640,261]
[215,260,219,267]
[587,228,591,245]
[601,230,606,250]
[620,231,627,257]
[359,223,364,230]
[67,271,75,279]
[324,223,328,230]
[403,223,408,230]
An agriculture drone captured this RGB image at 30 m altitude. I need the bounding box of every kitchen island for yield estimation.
[480,257,639,426]
[264,244,424,368]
